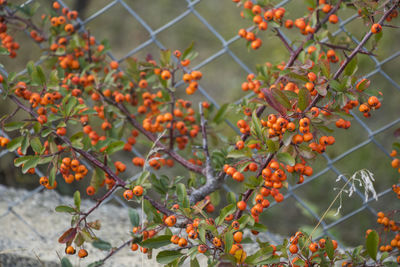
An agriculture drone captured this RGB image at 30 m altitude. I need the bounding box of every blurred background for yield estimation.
[1,0,400,249]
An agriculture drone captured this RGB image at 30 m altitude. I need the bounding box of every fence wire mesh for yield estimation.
[1,0,400,256]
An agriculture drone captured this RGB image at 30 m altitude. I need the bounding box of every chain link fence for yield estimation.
[1,0,400,259]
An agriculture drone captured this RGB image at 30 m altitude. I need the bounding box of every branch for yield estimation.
[199,103,213,179]
[188,104,222,205]
[3,10,47,40]
[77,184,118,227]
[318,42,376,56]
[143,195,174,216]
[98,237,134,265]
[274,28,294,54]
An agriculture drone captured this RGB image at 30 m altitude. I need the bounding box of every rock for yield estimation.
[0,185,159,267]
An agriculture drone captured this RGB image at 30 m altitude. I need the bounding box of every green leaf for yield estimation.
[344,55,358,76]
[0,46,10,55]
[227,192,237,205]
[156,250,183,264]
[282,131,295,147]
[213,103,230,124]
[92,239,112,251]
[266,139,278,153]
[176,183,189,208]
[160,49,171,66]
[227,147,252,158]
[14,156,32,167]
[140,235,172,249]
[190,257,200,267]
[383,262,398,267]
[198,227,206,243]
[272,88,291,109]
[36,65,46,85]
[30,137,42,153]
[7,136,23,151]
[143,199,163,223]
[90,167,105,190]
[305,0,316,8]
[325,237,334,260]
[65,96,78,116]
[105,141,125,155]
[366,230,379,261]
[287,72,309,82]
[87,261,103,267]
[60,257,73,267]
[216,204,236,225]
[238,214,254,229]
[224,230,234,254]
[251,110,263,139]
[55,205,76,213]
[182,41,195,60]
[276,152,295,166]
[128,208,140,227]
[74,232,84,247]
[74,191,81,210]
[21,135,30,155]
[242,8,254,19]
[22,156,39,173]
[48,165,57,186]
[4,121,25,131]
[329,80,345,92]
[48,69,59,87]
[298,88,309,111]
[249,222,267,232]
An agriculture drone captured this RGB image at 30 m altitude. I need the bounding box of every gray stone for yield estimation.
[0,185,159,267]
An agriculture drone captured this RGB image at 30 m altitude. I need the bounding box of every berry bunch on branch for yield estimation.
[0,0,400,266]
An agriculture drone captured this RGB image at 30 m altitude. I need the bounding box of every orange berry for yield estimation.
[65,246,75,255]
[110,61,119,69]
[233,231,243,243]
[198,244,207,253]
[178,238,187,247]
[86,186,95,196]
[237,200,247,211]
[133,185,144,196]
[78,249,88,258]
[289,244,298,254]
[371,23,382,34]
[161,70,171,80]
[123,189,133,200]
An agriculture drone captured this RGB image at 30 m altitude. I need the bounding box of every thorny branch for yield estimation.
[318,41,376,56]
[188,104,223,205]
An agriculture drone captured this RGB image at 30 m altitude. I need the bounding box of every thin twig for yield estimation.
[274,28,294,54]
[188,104,224,205]
[99,238,134,265]
[318,41,376,56]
